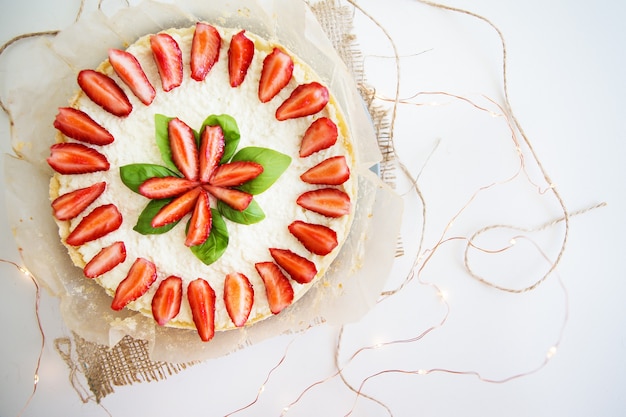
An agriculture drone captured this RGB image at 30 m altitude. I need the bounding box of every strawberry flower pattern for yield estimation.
[120,114,291,265]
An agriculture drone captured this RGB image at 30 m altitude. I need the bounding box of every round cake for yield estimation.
[47,23,357,341]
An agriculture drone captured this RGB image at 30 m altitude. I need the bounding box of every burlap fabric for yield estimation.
[51,0,396,401]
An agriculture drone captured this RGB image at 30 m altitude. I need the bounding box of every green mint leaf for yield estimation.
[120,163,180,193]
[133,199,179,235]
[218,198,265,225]
[154,114,181,174]
[200,114,240,163]
[190,209,229,265]
[231,147,291,195]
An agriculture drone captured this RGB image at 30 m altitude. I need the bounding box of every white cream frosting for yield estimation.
[52,26,356,331]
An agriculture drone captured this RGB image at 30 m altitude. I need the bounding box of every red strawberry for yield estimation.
[83,241,126,278]
[138,177,198,199]
[53,107,114,146]
[108,48,156,105]
[275,82,329,121]
[300,155,350,185]
[77,69,132,117]
[191,22,221,81]
[151,187,201,228]
[296,188,351,218]
[254,262,294,314]
[224,272,254,327]
[258,47,293,103]
[269,248,317,284]
[169,118,199,181]
[150,33,183,91]
[66,204,123,246]
[209,161,263,187]
[111,257,157,311]
[288,221,338,256]
[188,278,216,342]
[199,125,225,182]
[51,181,106,221]
[203,185,252,211]
[228,30,254,87]
[47,143,110,175]
[186,189,211,247]
[299,117,338,157]
[151,275,183,326]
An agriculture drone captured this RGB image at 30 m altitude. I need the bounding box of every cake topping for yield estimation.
[199,125,225,182]
[299,117,338,157]
[151,275,183,326]
[83,241,127,279]
[168,118,200,181]
[108,48,156,105]
[296,188,351,218]
[258,47,294,103]
[77,69,132,117]
[300,155,350,185]
[228,30,255,87]
[47,142,110,174]
[65,204,123,246]
[111,257,157,311]
[224,272,254,327]
[151,187,202,228]
[185,189,211,247]
[188,278,216,342]
[150,33,183,92]
[275,82,329,121]
[269,248,317,284]
[190,22,221,82]
[51,181,106,220]
[53,107,115,146]
[288,220,338,256]
[254,262,294,314]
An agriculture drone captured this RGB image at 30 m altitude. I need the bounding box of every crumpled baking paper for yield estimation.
[2,0,402,363]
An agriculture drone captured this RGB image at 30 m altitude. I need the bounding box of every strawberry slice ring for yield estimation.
[44,22,365,344]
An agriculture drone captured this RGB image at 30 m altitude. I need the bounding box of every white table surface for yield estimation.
[1,0,624,416]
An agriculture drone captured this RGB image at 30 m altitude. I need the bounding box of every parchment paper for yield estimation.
[3,0,402,363]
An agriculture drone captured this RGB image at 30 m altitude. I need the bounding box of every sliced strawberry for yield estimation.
[169,118,199,181]
[138,177,198,199]
[300,155,350,185]
[296,188,351,218]
[150,33,183,92]
[228,30,254,87]
[151,275,183,326]
[52,181,106,221]
[188,278,216,342]
[111,257,157,311]
[83,241,126,278]
[208,161,263,187]
[269,248,317,284]
[288,221,338,256]
[77,69,132,117]
[275,82,329,121]
[108,48,156,105]
[53,107,114,146]
[186,189,211,247]
[151,187,201,228]
[258,47,294,103]
[66,204,123,246]
[199,125,225,182]
[299,117,338,157]
[203,185,252,211]
[254,262,294,314]
[224,272,254,327]
[47,143,110,175]
[191,22,221,82]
